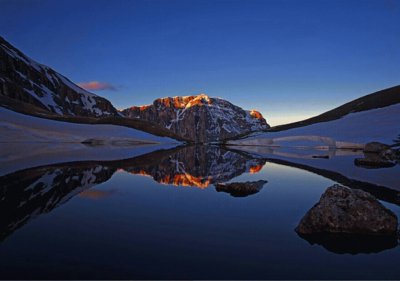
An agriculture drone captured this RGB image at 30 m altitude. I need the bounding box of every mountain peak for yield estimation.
[122,94,270,142]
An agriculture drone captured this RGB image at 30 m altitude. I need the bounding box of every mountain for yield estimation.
[0,36,187,141]
[122,94,269,143]
[270,85,400,132]
[228,86,400,148]
[0,36,118,117]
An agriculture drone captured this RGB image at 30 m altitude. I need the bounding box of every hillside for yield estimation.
[0,106,179,145]
[270,85,400,132]
[228,99,400,148]
[0,36,118,117]
[0,36,186,141]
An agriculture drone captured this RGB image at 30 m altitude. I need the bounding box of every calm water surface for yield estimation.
[0,145,399,279]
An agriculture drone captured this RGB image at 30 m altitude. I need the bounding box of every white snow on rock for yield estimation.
[229,103,400,148]
[0,40,115,117]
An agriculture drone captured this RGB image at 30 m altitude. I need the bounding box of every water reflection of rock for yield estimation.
[0,146,266,241]
[215,180,267,197]
[298,233,398,255]
[354,152,396,169]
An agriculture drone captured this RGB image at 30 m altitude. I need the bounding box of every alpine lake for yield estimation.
[0,143,399,279]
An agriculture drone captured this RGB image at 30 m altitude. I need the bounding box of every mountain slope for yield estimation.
[228,101,400,148]
[0,106,178,144]
[228,85,400,148]
[270,85,400,132]
[0,36,187,141]
[122,94,269,143]
[0,36,118,117]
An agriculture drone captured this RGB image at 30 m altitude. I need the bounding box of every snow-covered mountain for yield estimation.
[0,36,118,117]
[122,94,269,143]
[229,86,400,148]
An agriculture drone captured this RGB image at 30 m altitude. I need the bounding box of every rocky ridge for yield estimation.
[0,36,118,117]
[122,94,269,142]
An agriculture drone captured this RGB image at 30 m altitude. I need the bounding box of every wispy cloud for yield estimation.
[78,81,116,91]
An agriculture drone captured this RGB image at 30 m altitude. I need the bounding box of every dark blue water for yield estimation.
[0,145,399,279]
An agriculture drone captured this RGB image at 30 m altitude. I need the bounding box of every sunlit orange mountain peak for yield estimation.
[122,93,269,143]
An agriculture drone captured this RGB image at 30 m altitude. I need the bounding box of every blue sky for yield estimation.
[1,0,399,125]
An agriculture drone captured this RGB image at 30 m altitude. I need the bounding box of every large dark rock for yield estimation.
[215,180,267,197]
[295,184,398,235]
[122,94,269,143]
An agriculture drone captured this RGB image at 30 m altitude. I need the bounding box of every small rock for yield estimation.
[81,138,106,145]
[295,184,398,235]
[215,180,267,197]
[364,142,391,153]
[312,155,329,159]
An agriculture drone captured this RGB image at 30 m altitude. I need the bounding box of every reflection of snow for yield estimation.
[231,145,400,192]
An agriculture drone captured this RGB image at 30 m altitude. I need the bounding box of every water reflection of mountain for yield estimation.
[2,144,400,248]
[0,163,116,241]
[0,146,266,241]
[124,146,266,188]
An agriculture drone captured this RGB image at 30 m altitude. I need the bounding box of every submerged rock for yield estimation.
[295,184,398,235]
[215,180,267,197]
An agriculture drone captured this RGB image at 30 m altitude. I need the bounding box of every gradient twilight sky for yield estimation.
[1,0,399,125]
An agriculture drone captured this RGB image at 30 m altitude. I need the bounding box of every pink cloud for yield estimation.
[78,81,116,91]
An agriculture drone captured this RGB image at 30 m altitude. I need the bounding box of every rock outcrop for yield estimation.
[122,94,269,142]
[0,36,118,117]
[215,180,267,197]
[295,184,398,235]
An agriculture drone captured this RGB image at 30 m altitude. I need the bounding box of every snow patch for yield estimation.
[230,103,400,147]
